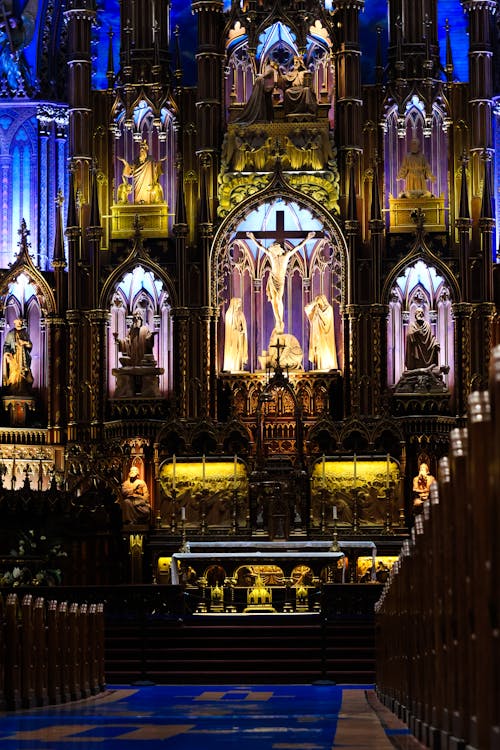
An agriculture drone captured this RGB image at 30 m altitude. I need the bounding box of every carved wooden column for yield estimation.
[452,302,473,416]
[199,306,213,419]
[88,310,108,441]
[368,304,389,416]
[171,307,189,418]
[46,316,66,443]
[471,302,496,392]
[66,311,81,442]
[345,305,361,416]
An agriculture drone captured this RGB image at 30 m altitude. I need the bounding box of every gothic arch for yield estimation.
[383,247,459,391]
[101,239,177,398]
[211,174,348,375]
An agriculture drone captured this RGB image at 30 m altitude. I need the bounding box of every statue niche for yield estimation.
[395,307,449,394]
[111,136,169,238]
[112,310,164,398]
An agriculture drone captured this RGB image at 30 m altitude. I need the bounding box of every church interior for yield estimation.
[0,0,499,746]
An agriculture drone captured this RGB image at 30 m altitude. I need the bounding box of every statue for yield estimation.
[116,174,132,204]
[405,307,439,371]
[2,318,33,393]
[413,463,436,510]
[304,294,338,371]
[234,64,276,124]
[0,0,37,92]
[118,466,151,524]
[117,141,165,205]
[223,297,248,372]
[277,56,317,117]
[397,138,436,198]
[114,310,157,367]
[247,231,315,333]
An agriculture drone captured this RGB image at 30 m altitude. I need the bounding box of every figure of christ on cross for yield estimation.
[246,219,315,333]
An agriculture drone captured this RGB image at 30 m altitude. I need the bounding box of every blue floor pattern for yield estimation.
[0,683,387,749]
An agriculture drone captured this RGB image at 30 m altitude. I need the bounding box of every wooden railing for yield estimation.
[375,346,500,750]
[0,592,105,710]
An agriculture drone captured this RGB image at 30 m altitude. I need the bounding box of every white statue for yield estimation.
[304,294,338,370]
[223,297,248,372]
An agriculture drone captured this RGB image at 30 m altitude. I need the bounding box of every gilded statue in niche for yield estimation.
[2,318,33,393]
[117,466,151,525]
[234,64,277,124]
[118,141,166,205]
[397,138,436,198]
[277,56,318,117]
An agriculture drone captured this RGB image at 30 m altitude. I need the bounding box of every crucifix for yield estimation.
[243,211,316,332]
[270,336,285,368]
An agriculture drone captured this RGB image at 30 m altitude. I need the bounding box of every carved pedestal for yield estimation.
[112,365,164,398]
[2,396,36,426]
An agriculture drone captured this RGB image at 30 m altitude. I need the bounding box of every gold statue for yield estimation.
[117,141,165,205]
[413,463,436,509]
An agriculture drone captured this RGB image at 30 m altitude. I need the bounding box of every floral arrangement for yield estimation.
[0,529,68,587]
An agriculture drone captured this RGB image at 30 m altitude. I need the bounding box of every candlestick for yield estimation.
[353,454,357,486]
[322,454,326,484]
[172,454,176,491]
[181,506,186,521]
[386,453,390,489]
[233,454,237,489]
[333,505,337,520]
[202,454,206,487]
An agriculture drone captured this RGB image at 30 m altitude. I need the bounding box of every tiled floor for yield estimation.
[0,685,426,749]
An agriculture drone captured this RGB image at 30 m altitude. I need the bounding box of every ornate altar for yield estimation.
[111,203,169,238]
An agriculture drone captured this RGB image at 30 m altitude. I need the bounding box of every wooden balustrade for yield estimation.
[0,592,105,711]
[376,345,500,750]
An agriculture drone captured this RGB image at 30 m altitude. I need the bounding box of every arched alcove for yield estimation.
[387,259,454,392]
[107,265,173,397]
[214,197,345,374]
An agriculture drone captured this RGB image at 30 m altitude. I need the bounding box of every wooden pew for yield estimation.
[20,594,36,708]
[47,599,61,704]
[58,601,71,703]
[4,593,21,710]
[79,603,91,698]
[88,603,99,695]
[33,597,48,706]
[0,593,5,711]
[96,602,106,691]
[68,602,81,701]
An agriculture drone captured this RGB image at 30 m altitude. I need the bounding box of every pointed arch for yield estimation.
[384,251,458,391]
[101,242,177,398]
[211,176,347,375]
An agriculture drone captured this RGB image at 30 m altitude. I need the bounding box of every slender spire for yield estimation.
[66,167,78,229]
[458,153,470,220]
[175,155,187,226]
[480,152,494,220]
[106,30,115,90]
[375,26,383,86]
[370,156,382,221]
[199,155,212,225]
[89,161,101,228]
[347,155,357,222]
[174,25,183,89]
[52,191,66,265]
[445,19,454,82]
